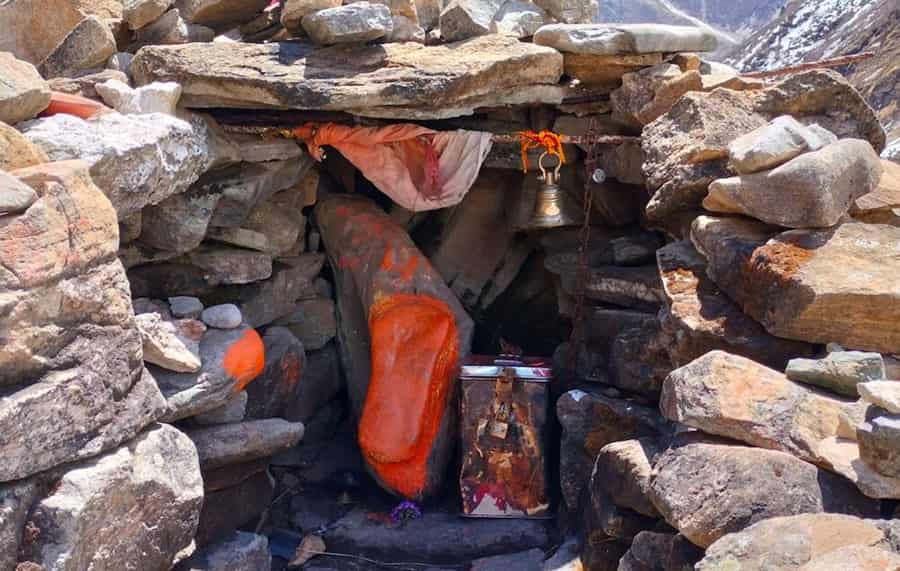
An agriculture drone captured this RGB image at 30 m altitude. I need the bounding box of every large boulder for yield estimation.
[317,194,473,500]
[302,2,393,44]
[20,112,209,218]
[130,36,563,118]
[787,351,886,397]
[727,115,837,174]
[7,424,203,571]
[0,54,51,126]
[656,240,813,370]
[649,437,881,548]
[692,217,900,353]
[698,514,900,571]
[703,140,884,228]
[660,351,900,498]
[611,64,703,128]
[1,160,165,482]
[642,71,886,222]
[592,438,660,518]
[439,0,504,42]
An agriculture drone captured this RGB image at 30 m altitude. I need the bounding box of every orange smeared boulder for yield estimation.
[224,328,266,392]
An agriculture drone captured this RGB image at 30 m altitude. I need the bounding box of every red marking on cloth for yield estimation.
[223,329,265,392]
[358,293,459,499]
[41,92,111,119]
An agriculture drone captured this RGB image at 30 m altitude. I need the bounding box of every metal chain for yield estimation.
[568,119,599,376]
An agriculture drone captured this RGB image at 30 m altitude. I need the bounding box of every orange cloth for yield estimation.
[518,130,566,173]
[292,123,492,211]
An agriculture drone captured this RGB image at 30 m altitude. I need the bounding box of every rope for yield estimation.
[518,130,566,173]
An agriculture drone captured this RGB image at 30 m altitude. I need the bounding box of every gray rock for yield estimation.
[193,391,248,425]
[130,32,563,116]
[388,14,426,42]
[704,139,884,228]
[152,325,260,421]
[0,169,38,215]
[302,2,393,45]
[233,133,304,163]
[858,415,900,478]
[132,8,216,48]
[728,115,837,174]
[185,418,305,470]
[174,531,271,571]
[611,63,703,128]
[534,23,718,55]
[273,298,336,351]
[787,351,886,397]
[47,68,130,100]
[209,159,314,228]
[169,295,205,318]
[593,439,660,518]
[194,469,273,546]
[440,0,504,42]
[859,382,900,414]
[324,509,549,563]
[124,0,175,29]
[617,532,682,571]
[471,548,545,570]
[95,79,183,115]
[0,53,50,126]
[1,161,166,482]
[281,0,342,33]
[531,0,593,23]
[136,312,204,373]
[801,545,900,570]
[182,246,273,286]
[107,51,135,75]
[698,513,899,571]
[38,16,117,79]
[0,121,48,171]
[20,112,209,218]
[14,424,203,571]
[201,304,243,329]
[649,437,881,548]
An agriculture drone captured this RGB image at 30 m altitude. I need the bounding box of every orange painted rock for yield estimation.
[41,91,111,119]
[317,195,473,500]
[152,325,266,422]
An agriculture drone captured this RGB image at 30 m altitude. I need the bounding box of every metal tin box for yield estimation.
[459,355,551,518]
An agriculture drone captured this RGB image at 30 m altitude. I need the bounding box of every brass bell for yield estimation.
[526,152,577,229]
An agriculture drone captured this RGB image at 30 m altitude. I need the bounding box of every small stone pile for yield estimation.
[2,0,900,569]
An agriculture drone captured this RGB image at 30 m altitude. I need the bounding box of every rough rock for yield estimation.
[593,438,660,518]
[201,304,243,329]
[858,415,900,478]
[152,325,262,421]
[175,0,270,30]
[241,190,308,256]
[611,64,703,128]
[21,112,208,217]
[801,545,900,571]
[0,54,51,126]
[170,296,204,319]
[534,24,718,55]
[853,160,900,220]
[13,424,203,571]
[46,69,129,100]
[208,160,313,228]
[124,0,175,29]
[1,160,166,481]
[661,351,900,499]
[656,240,813,371]
[273,298,337,351]
[643,71,886,221]
[324,509,548,563]
[0,122,48,171]
[174,531,271,571]
[860,382,900,414]
[531,0,593,24]
[243,327,306,420]
[692,218,900,353]
[471,549,545,571]
[193,391,247,425]
[557,389,669,508]
[95,79,182,115]
[136,312,203,373]
[181,246,273,286]
[439,0,504,42]
[608,320,672,398]
[186,418,304,470]
[698,514,899,571]
[200,257,322,327]
[490,0,549,38]
[562,52,661,90]
[787,352,886,397]
[281,0,342,33]
[132,8,216,48]
[195,469,273,546]
[0,169,38,215]
[649,437,881,548]
[703,140,884,228]
[38,16,117,79]
[206,227,268,252]
[107,52,135,75]
[728,115,837,174]
[130,36,563,116]
[586,480,659,543]
[617,532,702,571]
[233,134,304,164]
[302,2,393,44]
[388,14,426,42]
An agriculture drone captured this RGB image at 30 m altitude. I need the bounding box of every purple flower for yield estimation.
[389,500,423,524]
